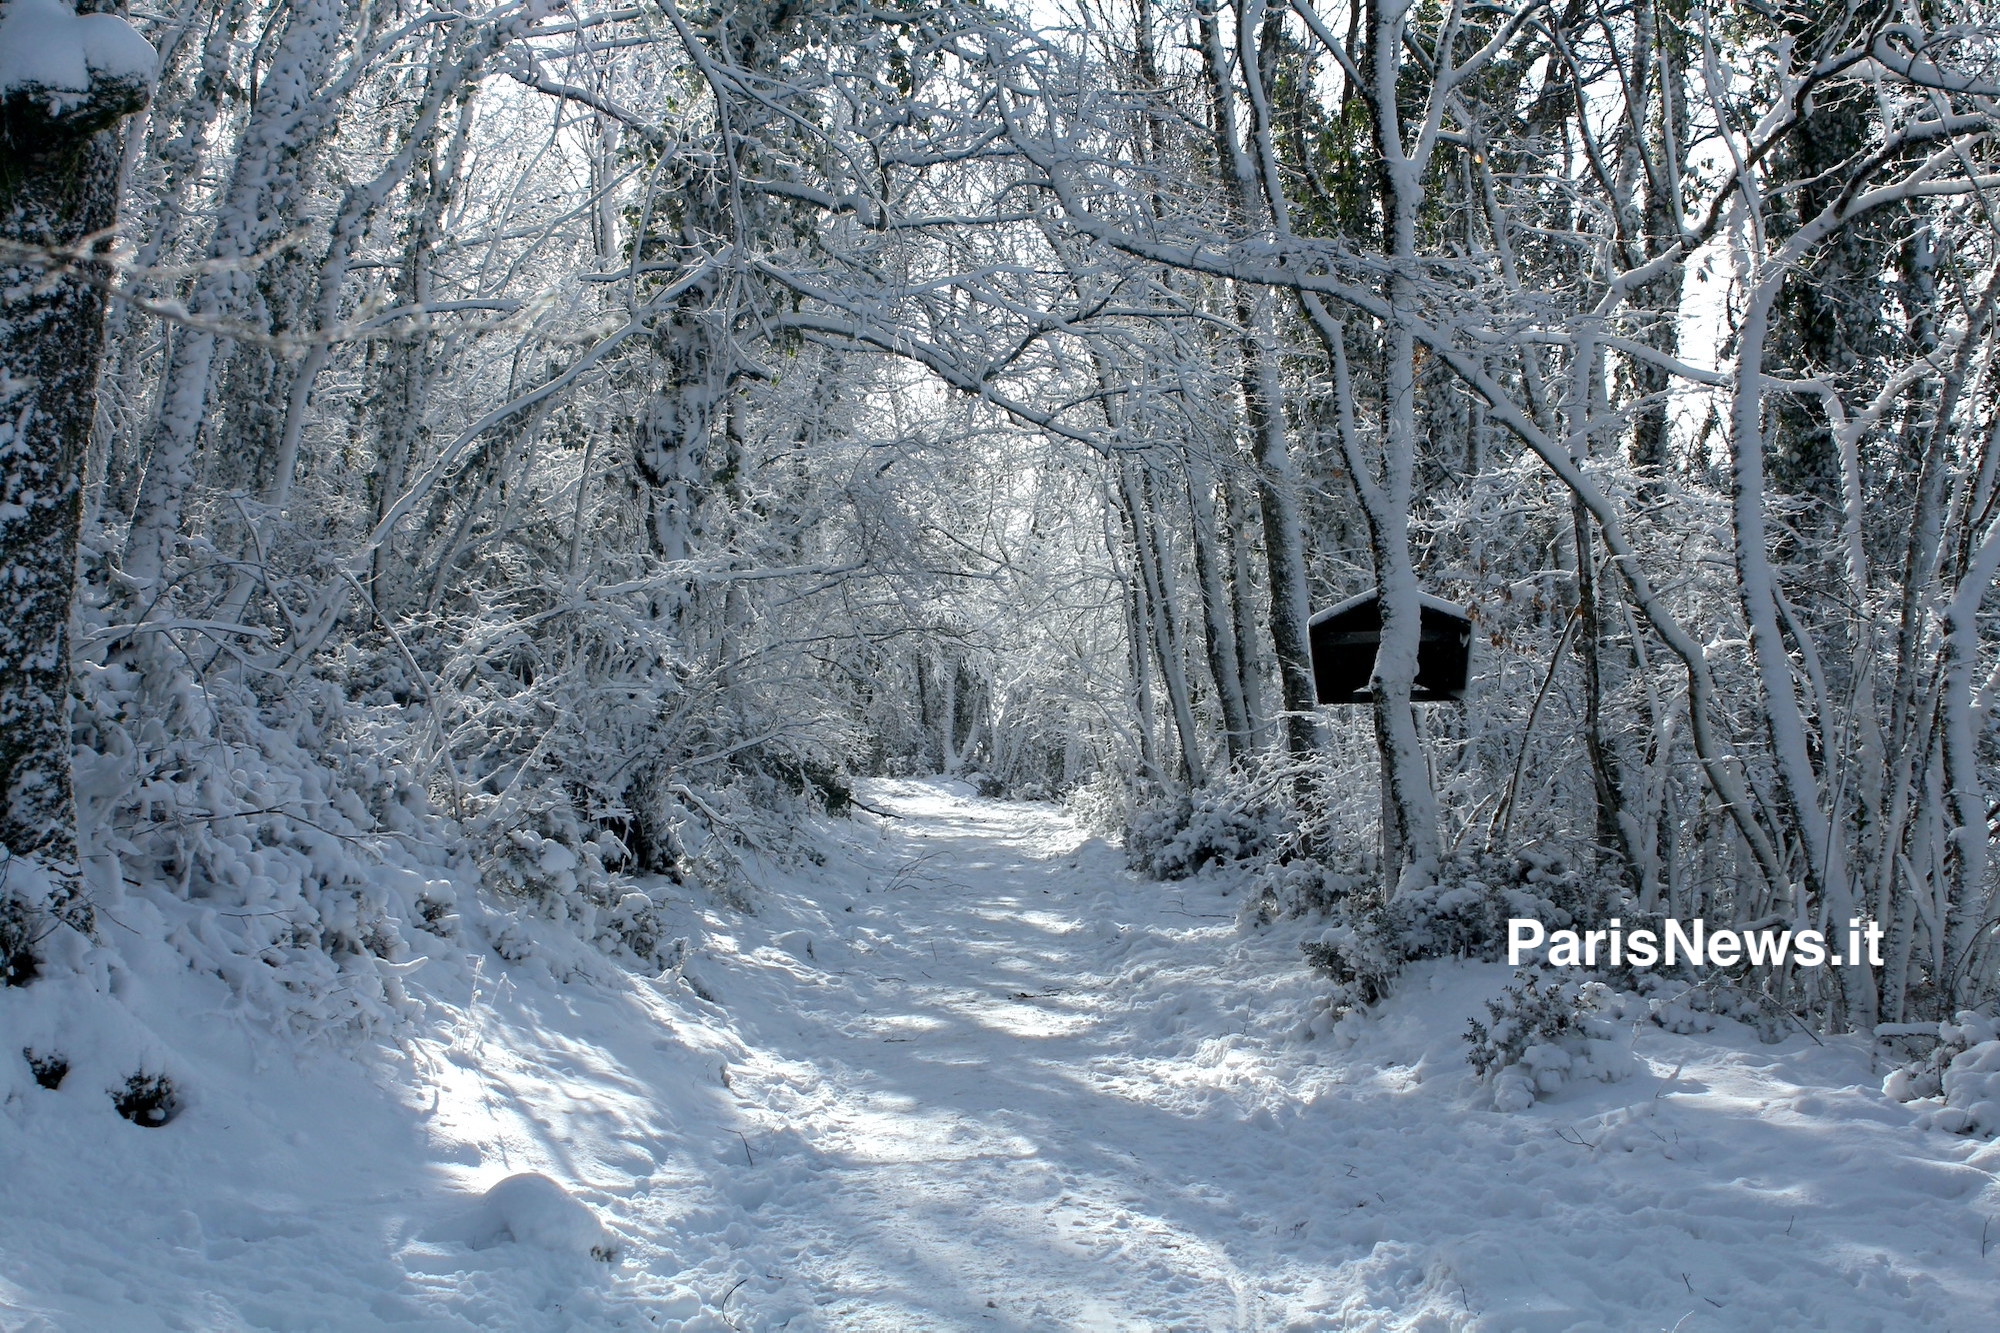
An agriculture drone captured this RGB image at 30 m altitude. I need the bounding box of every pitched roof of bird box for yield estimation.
[1309,589,1470,627]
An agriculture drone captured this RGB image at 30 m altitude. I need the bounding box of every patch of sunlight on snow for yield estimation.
[975,906,1082,934]
[855,1011,952,1036]
[954,996,1097,1039]
[829,1104,1039,1166]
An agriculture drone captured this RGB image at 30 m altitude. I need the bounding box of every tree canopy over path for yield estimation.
[5,0,2000,1029]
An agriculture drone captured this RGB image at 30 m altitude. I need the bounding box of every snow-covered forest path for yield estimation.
[685,779,1313,1328]
[9,779,1999,1331]
[615,780,2000,1331]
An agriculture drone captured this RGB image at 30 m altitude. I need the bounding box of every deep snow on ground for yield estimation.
[4,777,2000,1330]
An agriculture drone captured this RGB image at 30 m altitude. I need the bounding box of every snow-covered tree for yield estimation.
[0,0,154,913]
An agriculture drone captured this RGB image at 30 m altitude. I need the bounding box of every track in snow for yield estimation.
[695,779,1290,1329]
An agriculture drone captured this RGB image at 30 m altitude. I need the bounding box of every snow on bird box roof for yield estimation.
[1309,589,1470,627]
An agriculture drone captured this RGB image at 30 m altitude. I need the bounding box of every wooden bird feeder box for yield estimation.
[1309,591,1472,705]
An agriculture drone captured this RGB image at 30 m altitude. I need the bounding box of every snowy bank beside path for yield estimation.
[4,777,1999,1329]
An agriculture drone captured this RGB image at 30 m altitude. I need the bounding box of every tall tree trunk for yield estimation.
[1196,3,1319,765]
[1121,462,1207,787]
[1105,486,1165,793]
[1361,0,1441,886]
[1223,467,1268,749]
[0,3,153,892]
[1185,452,1251,762]
[1731,267,1859,1020]
[119,0,344,599]
[1238,292,1324,763]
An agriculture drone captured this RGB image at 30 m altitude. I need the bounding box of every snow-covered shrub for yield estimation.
[1884,1012,2000,1136]
[0,852,92,988]
[429,1172,620,1261]
[73,581,709,1025]
[751,753,854,821]
[111,1071,181,1128]
[1301,913,1403,1007]
[1465,973,1639,1111]
[69,636,460,1038]
[1300,849,1613,1009]
[1063,767,1131,839]
[1880,1018,1977,1105]
[1644,977,1791,1042]
[1399,851,1598,957]
[472,790,680,972]
[22,1048,67,1089]
[1257,858,1372,918]
[477,798,616,901]
[431,561,858,886]
[3,969,199,1121]
[1127,787,1286,880]
[960,768,1052,803]
[1936,1025,2000,1136]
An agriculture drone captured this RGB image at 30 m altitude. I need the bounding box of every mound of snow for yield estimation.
[1883,1012,2000,1136]
[1937,1038,2000,1136]
[432,1173,619,1261]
